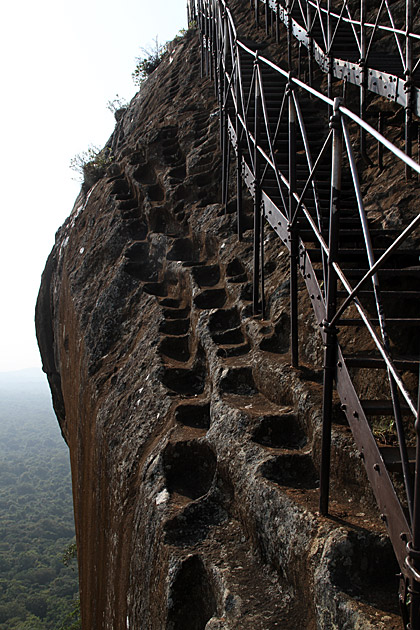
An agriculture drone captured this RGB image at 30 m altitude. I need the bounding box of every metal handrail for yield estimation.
[191,0,420,624]
[303,0,420,40]
[191,0,420,414]
[190,0,420,402]
[257,0,420,162]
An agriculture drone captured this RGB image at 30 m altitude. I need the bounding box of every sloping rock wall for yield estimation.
[36,22,402,630]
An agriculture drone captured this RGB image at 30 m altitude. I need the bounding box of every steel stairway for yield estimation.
[190,0,420,626]
[253,0,420,117]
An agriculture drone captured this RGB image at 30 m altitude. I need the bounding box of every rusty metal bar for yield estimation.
[307,0,313,88]
[214,1,220,98]
[221,110,228,205]
[253,54,262,315]
[405,0,413,179]
[359,0,367,157]
[327,0,332,107]
[199,0,204,78]
[265,0,269,35]
[204,1,209,76]
[223,137,231,210]
[261,198,266,319]
[235,51,244,240]
[221,11,229,208]
[408,367,420,629]
[209,1,214,81]
[287,0,293,73]
[319,97,342,516]
[298,42,302,79]
[342,108,415,523]
[378,112,383,170]
[418,122,420,183]
[288,80,299,367]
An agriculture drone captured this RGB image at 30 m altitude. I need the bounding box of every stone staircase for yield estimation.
[102,91,402,625]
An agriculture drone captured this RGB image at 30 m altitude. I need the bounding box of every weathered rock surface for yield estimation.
[36,13,403,630]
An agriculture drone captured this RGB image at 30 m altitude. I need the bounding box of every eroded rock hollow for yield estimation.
[36,16,402,630]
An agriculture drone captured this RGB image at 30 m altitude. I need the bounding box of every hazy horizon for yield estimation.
[0,0,188,373]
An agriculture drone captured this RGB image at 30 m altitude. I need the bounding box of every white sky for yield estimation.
[0,0,188,372]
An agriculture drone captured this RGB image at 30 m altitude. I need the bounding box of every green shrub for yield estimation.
[62,541,77,569]
[106,94,128,121]
[58,596,81,630]
[132,36,167,87]
[70,145,114,191]
[132,28,194,89]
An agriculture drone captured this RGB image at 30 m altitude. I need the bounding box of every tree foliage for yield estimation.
[0,375,79,630]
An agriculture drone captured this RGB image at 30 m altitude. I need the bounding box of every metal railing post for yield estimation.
[209,2,213,81]
[221,11,228,208]
[319,97,343,516]
[276,0,280,43]
[288,79,299,367]
[405,0,413,179]
[213,1,218,86]
[261,195,266,319]
[378,112,383,170]
[327,0,333,105]
[307,0,313,88]
[255,0,259,27]
[236,57,244,240]
[206,2,210,76]
[408,364,420,629]
[218,20,223,147]
[199,0,204,78]
[265,0,269,35]
[214,0,220,98]
[253,54,261,315]
[360,0,367,157]
[287,0,293,73]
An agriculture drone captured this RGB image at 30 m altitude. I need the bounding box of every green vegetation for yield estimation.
[0,370,79,630]
[131,28,190,88]
[70,144,114,191]
[106,94,128,117]
[132,36,167,87]
[71,27,194,192]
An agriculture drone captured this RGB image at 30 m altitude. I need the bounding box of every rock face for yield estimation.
[36,21,402,630]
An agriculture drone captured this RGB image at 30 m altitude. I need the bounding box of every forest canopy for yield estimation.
[0,370,79,630]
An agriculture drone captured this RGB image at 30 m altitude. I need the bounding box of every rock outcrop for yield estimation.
[36,13,402,630]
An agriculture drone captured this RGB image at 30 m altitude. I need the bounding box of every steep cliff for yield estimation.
[36,16,403,630]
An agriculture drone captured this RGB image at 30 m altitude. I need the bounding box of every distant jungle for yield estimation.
[0,370,79,630]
